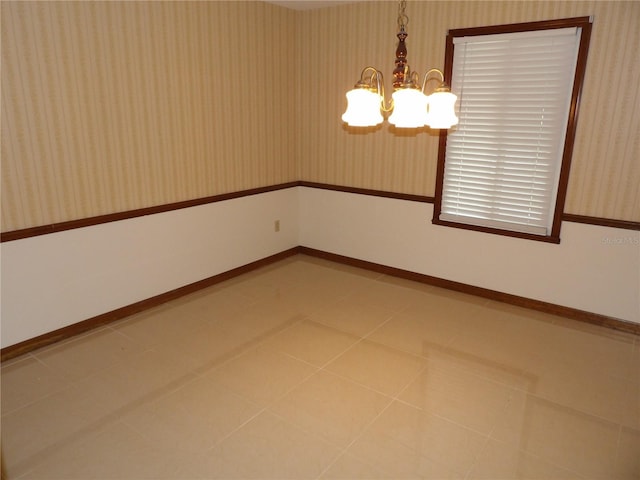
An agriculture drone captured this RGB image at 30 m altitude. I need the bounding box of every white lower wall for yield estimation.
[2,185,638,349]
[298,187,640,324]
[0,188,299,348]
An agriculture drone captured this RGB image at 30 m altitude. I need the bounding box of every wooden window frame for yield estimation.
[432,17,593,243]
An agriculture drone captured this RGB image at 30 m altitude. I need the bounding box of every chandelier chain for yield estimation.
[397,0,408,32]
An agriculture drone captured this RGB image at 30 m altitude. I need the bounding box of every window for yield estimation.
[433,17,592,243]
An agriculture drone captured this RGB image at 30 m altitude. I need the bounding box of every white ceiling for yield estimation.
[262,0,360,11]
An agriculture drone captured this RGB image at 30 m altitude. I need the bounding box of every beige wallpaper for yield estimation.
[1,1,297,231]
[296,0,640,222]
[2,1,639,232]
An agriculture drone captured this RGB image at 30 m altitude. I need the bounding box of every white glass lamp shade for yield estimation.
[388,88,428,128]
[425,90,459,129]
[342,88,384,127]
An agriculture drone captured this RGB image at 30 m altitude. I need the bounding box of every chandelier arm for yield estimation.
[357,66,393,113]
[410,70,420,87]
[421,68,445,93]
[375,70,394,113]
[357,66,379,85]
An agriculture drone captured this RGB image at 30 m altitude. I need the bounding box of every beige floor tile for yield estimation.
[540,323,638,383]
[424,342,540,392]
[552,314,638,344]
[205,345,317,406]
[491,392,620,478]
[447,308,560,381]
[256,261,360,302]
[75,348,199,412]
[614,427,640,479]
[247,259,337,290]
[310,297,396,337]
[21,421,203,479]
[324,261,385,280]
[366,313,460,356]
[325,339,426,397]
[319,453,389,479]
[374,274,442,294]
[346,425,466,479]
[270,370,392,448]
[398,362,515,435]
[345,280,432,312]
[33,327,139,381]
[399,290,487,322]
[200,411,341,479]
[276,283,351,316]
[627,380,640,430]
[112,304,209,348]
[530,364,638,428]
[213,296,307,341]
[1,355,70,414]
[261,319,361,367]
[231,277,292,303]
[632,343,640,384]
[464,301,559,342]
[1,384,112,478]
[121,374,261,453]
[467,438,586,479]
[378,275,490,308]
[452,302,557,348]
[113,287,254,346]
[169,320,260,372]
[366,400,489,474]
[297,262,376,289]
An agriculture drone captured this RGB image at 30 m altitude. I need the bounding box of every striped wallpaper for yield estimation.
[296,0,640,222]
[2,1,638,233]
[1,1,297,231]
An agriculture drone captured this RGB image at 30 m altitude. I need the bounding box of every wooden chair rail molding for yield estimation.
[3,182,637,243]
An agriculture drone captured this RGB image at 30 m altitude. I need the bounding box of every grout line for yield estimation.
[463,384,519,479]
[313,395,397,480]
[200,364,328,460]
[613,423,624,477]
[315,361,452,479]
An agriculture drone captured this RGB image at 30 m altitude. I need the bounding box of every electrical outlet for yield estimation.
[274,220,280,232]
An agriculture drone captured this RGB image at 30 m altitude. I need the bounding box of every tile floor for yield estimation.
[2,254,639,479]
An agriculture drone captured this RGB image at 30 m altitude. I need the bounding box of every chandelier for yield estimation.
[341,1,459,129]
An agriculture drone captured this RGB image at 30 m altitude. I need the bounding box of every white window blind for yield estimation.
[439,27,582,236]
